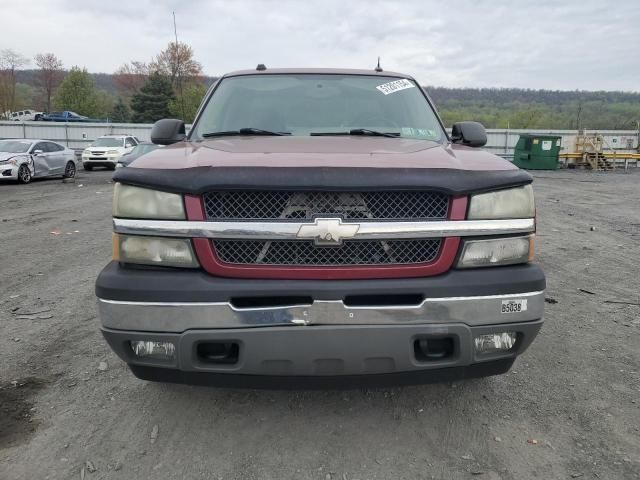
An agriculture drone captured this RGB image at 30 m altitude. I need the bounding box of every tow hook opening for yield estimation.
[197,342,240,365]
[414,337,456,362]
[343,294,424,307]
[230,296,313,309]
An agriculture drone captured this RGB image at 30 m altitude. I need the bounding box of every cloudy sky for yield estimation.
[3,0,639,91]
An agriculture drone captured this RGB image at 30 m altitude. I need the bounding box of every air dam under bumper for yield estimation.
[102,321,542,387]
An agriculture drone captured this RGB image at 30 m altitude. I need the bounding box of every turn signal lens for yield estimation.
[528,234,535,262]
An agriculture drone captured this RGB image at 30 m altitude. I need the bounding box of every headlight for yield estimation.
[113,183,185,219]
[468,185,535,219]
[457,235,534,268]
[113,233,198,268]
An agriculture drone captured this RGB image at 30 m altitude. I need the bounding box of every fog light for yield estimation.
[130,341,176,359]
[474,332,517,354]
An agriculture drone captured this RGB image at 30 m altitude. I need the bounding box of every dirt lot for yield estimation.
[0,169,639,480]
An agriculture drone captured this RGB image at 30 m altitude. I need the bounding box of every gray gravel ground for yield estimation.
[0,169,639,480]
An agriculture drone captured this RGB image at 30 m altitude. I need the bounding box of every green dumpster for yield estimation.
[512,134,562,170]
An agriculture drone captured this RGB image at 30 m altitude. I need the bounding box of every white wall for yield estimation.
[1,121,638,155]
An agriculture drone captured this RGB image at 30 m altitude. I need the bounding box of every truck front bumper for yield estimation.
[96,262,545,387]
[82,156,118,167]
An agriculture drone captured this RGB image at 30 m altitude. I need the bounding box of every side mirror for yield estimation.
[451,121,487,148]
[151,119,186,145]
[33,149,44,155]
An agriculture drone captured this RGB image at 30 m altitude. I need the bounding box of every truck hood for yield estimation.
[129,136,516,171]
[115,136,532,195]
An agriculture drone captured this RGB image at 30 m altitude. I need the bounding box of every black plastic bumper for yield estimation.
[95,262,546,303]
[102,319,542,387]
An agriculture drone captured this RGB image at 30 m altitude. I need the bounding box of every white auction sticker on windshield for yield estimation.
[376,79,415,95]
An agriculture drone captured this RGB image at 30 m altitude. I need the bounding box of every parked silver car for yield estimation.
[0,139,77,184]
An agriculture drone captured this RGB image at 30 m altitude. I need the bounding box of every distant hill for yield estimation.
[425,87,640,129]
[12,70,640,130]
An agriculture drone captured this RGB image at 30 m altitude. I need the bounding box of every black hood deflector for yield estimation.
[113,166,532,195]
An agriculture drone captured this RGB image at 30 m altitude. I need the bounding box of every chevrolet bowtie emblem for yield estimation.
[296,218,360,245]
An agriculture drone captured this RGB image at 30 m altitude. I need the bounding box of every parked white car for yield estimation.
[3,110,45,121]
[0,139,77,184]
[81,135,140,170]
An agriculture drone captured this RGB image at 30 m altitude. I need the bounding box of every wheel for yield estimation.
[63,161,76,178]
[83,163,93,171]
[107,164,116,171]
[17,164,32,184]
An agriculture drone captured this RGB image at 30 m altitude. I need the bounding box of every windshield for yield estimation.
[0,140,32,153]
[92,138,123,147]
[191,74,445,141]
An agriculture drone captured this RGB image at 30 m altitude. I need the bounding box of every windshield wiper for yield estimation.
[201,128,290,138]
[349,129,400,138]
[310,129,400,138]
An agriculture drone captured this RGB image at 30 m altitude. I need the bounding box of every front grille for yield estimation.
[203,191,449,221]
[91,151,105,155]
[213,239,441,266]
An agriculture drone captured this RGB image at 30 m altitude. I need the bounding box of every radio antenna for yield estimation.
[375,57,383,72]
[173,11,179,43]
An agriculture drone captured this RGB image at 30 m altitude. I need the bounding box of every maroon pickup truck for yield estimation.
[96,67,545,387]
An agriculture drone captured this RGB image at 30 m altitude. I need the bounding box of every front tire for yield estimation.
[83,163,93,171]
[17,164,32,184]
[107,163,116,171]
[63,161,76,178]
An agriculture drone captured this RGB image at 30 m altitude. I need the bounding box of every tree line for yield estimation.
[2,46,640,129]
[427,87,640,130]
[0,43,207,123]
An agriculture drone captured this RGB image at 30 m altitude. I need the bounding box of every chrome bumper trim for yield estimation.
[98,290,545,333]
[113,217,535,240]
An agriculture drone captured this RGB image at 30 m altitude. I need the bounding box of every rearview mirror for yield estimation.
[151,119,186,145]
[451,121,487,148]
